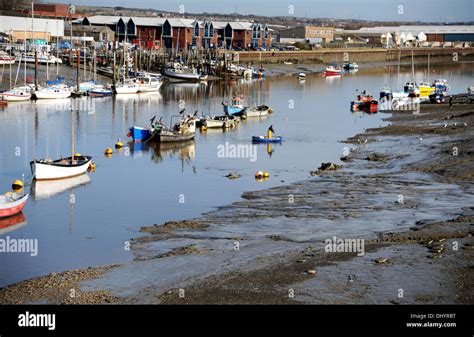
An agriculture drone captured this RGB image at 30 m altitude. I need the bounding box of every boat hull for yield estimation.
[31,156,92,180]
[164,69,200,82]
[35,90,71,99]
[149,131,196,143]
[115,85,139,94]
[0,93,31,101]
[0,194,28,218]
[129,126,151,142]
[245,106,270,117]
[224,105,246,115]
[252,136,282,143]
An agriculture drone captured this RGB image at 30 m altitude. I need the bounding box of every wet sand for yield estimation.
[0,97,473,304]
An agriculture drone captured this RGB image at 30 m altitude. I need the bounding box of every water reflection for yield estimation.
[0,213,27,235]
[31,174,92,200]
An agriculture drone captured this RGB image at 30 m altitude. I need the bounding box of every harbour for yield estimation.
[0,2,473,330]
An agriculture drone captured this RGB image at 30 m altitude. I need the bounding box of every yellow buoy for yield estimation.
[12,179,24,190]
[88,162,96,171]
[115,141,124,149]
[74,153,82,157]
[104,148,113,155]
[241,115,247,120]
[263,171,270,178]
[201,125,207,132]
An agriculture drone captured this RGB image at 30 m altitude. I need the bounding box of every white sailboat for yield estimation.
[30,109,92,180]
[115,79,139,94]
[0,88,32,101]
[34,85,71,99]
[137,75,162,92]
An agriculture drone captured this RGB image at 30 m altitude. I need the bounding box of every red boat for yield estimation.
[0,213,27,234]
[0,193,28,218]
[351,93,378,113]
[325,65,343,76]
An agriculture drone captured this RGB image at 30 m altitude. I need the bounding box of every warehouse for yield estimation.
[0,15,64,42]
[280,26,334,44]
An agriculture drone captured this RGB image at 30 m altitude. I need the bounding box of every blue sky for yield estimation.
[54,0,473,22]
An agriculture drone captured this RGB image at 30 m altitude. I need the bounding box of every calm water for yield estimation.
[1,62,473,287]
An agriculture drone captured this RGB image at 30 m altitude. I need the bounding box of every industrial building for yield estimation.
[0,15,64,43]
[279,26,334,44]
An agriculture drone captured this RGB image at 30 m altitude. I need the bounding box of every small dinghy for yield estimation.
[31,155,92,180]
[0,192,28,218]
[200,115,238,128]
[252,136,282,143]
[245,105,272,118]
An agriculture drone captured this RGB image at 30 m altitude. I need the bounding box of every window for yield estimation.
[265,27,269,39]
[163,21,172,37]
[194,23,200,37]
[209,23,214,37]
[204,22,209,37]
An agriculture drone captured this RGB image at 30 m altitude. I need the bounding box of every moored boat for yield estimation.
[137,75,162,92]
[343,62,358,70]
[298,73,306,80]
[325,64,343,76]
[30,155,92,180]
[164,66,201,82]
[89,85,114,97]
[223,95,246,115]
[0,88,32,101]
[128,126,151,142]
[114,79,139,94]
[245,105,272,117]
[0,192,28,218]
[0,51,16,65]
[34,85,71,99]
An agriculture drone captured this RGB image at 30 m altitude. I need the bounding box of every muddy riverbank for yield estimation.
[0,97,473,304]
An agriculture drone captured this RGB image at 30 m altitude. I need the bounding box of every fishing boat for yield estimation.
[199,115,238,128]
[252,136,282,143]
[114,79,139,94]
[0,192,28,218]
[34,85,71,99]
[343,62,358,70]
[351,92,378,113]
[128,126,151,142]
[30,108,92,180]
[298,73,306,80]
[137,75,162,93]
[245,105,272,117]
[164,66,201,82]
[418,81,435,97]
[89,85,113,97]
[433,79,449,95]
[325,64,343,76]
[0,51,16,65]
[147,115,196,143]
[0,88,32,101]
[223,95,246,115]
[252,67,266,78]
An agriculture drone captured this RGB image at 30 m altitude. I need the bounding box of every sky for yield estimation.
[53,0,474,22]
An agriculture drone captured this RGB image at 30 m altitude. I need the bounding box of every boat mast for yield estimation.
[397,48,401,89]
[411,48,415,82]
[56,20,59,77]
[24,18,27,84]
[93,49,97,83]
[427,53,430,83]
[76,49,80,94]
[71,107,75,161]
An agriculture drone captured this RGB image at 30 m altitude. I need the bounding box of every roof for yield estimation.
[129,17,166,27]
[83,16,128,25]
[165,18,197,28]
[71,25,113,33]
[227,21,253,30]
[358,25,474,35]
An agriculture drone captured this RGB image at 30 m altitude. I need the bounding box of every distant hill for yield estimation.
[75,5,473,29]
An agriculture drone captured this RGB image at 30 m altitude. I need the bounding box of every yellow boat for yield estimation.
[419,82,435,97]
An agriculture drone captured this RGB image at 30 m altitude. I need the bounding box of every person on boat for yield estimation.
[267,125,275,139]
